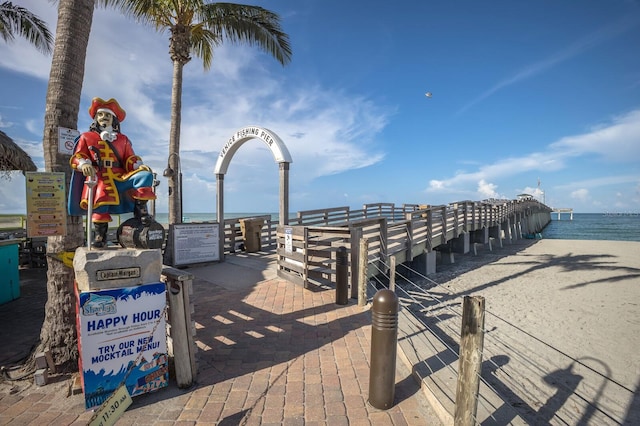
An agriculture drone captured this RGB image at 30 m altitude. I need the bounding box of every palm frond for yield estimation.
[201,3,292,66]
[191,25,218,69]
[0,1,53,54]
[0,130,37,173]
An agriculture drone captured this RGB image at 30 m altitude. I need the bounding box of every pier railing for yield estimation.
[266,199,551,289]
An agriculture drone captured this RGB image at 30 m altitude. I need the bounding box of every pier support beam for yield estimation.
[470,228,489,256]
[489,225,503,248]
[438,249,455,265]
[504,219,513,244]
[471,228,489,245]
[411,250,436,276]
[451,232,470,255]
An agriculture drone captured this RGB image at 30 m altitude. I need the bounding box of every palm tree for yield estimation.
[0,1,53,53]
[110,1,292,225]
[31,0,289,372]
[34,0,98,372]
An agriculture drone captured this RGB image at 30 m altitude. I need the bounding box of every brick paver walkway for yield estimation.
[0,261,442,425]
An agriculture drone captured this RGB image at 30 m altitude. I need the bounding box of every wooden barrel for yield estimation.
[117,218,165,250]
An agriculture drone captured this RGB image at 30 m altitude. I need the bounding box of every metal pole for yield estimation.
[179,171,183,222]
[335,246,348,305]
[151,172,159,218]
[85,176,97,250]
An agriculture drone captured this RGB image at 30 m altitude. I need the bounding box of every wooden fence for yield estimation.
[267,199,551,290]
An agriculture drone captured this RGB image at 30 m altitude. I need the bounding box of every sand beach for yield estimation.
[403,238,640,424]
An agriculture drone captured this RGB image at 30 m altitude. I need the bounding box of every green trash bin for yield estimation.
[239,218,264,253]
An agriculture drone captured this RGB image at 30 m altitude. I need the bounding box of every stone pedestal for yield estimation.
[74,247,162,291]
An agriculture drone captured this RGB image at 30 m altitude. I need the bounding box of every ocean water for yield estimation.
[542,213,640,242]
[154,212,276,225]
[153,212,640,242]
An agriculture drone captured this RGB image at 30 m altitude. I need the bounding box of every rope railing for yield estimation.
[364,255,631,425]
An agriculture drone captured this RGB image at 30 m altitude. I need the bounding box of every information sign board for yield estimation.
[171,223,220,266]
[25,172,67,237]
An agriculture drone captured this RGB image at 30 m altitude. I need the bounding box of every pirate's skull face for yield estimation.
[96,110,114,129]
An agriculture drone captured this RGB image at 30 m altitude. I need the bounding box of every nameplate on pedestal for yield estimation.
[96,267,141,281]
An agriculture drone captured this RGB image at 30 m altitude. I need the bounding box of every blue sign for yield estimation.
[77,282,168,409]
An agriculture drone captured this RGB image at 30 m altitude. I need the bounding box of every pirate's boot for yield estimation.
[93,222,109,248]
[134,200,152,225]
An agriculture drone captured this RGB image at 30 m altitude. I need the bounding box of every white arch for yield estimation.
[214,126,292,174]
[215,126,292,261]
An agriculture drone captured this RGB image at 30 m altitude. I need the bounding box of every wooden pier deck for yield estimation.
[221,198,552,291]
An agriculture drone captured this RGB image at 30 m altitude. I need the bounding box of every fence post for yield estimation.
[358,238,368,307]
[162,266,197,388]
[389,256,396,292]
[350,227,363,299]
[335,246,348,305]
[454,295,485,426]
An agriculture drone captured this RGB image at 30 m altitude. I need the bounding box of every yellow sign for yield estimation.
[47,251,75,268]
[25,172,67,237]
[88,385,132,426]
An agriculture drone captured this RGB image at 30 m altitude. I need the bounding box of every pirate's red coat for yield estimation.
[69,131,154,212]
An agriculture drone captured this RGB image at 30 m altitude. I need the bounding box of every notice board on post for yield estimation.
[25,172,67,237]
[168,223,220,266]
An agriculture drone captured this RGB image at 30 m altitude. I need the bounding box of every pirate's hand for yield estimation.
[80,163,96,177]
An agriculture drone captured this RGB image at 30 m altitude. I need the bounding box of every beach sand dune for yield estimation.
[406,239,640,424]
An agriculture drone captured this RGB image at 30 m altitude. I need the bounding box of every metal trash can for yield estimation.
[239,218,264,253]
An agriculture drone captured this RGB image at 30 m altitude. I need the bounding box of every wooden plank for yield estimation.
[277,269,305,287]
[166,277,195,388]
[308,266,335,275]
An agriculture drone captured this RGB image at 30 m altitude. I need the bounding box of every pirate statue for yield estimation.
[68,97,157,248]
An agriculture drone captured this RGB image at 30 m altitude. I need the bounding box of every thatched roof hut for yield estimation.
[0,130,37,173]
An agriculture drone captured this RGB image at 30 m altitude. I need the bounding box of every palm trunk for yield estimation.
[168,59,184,225]
[31,0,95,373]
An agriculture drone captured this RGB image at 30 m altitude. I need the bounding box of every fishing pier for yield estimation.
[221,198,552,291]
[551,207,574,220]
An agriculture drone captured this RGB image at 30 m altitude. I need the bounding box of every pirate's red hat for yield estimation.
[88,97,126,122]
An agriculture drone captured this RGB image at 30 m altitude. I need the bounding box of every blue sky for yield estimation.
[1,0,639,215]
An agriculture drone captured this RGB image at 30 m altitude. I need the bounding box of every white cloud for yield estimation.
[550,109,640,162]
[0,113,13,128]
[571,189,590,201]
[426,109,640,199]
[521,186,544,199]
[477,179,499,199]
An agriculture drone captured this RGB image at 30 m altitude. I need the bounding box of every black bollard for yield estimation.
[368,289,399,409]
[336,246,348,305]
